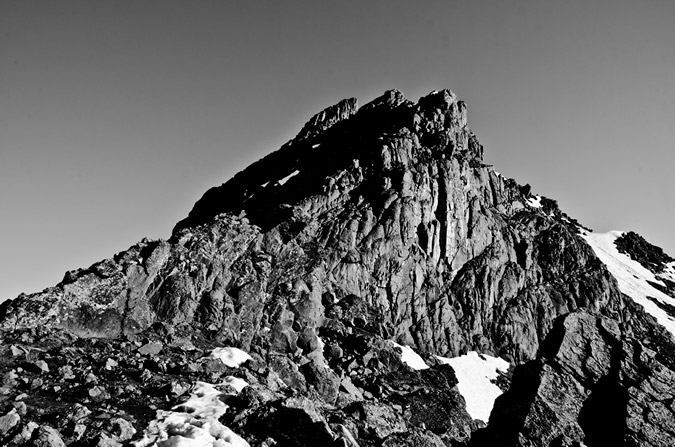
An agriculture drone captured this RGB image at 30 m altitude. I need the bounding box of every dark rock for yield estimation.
[615,231,674,274]
[301,361,340,403]
[231,396,338,447]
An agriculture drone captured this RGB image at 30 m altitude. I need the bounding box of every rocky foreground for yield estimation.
[1,89,674,446]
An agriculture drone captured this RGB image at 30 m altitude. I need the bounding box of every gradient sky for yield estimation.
[2,0,674,301]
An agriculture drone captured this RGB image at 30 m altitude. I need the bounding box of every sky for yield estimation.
[1,0,674,301]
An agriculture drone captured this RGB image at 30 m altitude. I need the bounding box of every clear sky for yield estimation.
[2,0,674,301]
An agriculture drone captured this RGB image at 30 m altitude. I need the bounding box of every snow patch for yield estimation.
[581,231,675,337]
[659,261,675,284]
[210,347,252,368]
[526,195,542,208]
[278,170,300,186]
[390,341,429,370]
[260,181,269,188]
[134,378,250,447]
[225,376,249,393]
[312,143,321,149]
[436,352,509,422]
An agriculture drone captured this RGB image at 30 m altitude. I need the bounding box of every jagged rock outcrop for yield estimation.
[615,231,674,275]
[1,88,673,446]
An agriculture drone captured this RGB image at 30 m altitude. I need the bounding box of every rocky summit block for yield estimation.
[1,89,674,446]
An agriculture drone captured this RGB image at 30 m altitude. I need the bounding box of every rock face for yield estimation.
[473,303,675,446]
[0,88,673,446]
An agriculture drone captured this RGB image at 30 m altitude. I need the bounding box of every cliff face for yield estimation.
[1,89,673,447]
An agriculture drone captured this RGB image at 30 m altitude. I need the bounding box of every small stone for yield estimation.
[105,358,118,370]
[68,403,92,421]
[140,369,153,382]
[35,360,50,373]
[85,372,98,384]
[325,343,344,360]
[59,365,75,380]
[95,433,121,447]
[0,408,20,435]
[109,417,136,441]
[13,400,27,416]
[2,370,19,387]
[138,341,163,356]
[10,345,24,357]
[182,362,200,374]
[72,423,87,440]
[88,386,106,399]
[340,377,364,401]
[11,421,38,445]
[33,425,66,447]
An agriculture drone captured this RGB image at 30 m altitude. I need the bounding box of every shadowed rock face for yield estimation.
[0,89,673,446]
[473,303,675,447]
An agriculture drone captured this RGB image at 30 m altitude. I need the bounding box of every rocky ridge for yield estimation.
[1,89,674,446]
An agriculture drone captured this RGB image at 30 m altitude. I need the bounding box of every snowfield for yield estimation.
[135,347,252,446]
[391,341,510,423]
[390,341,429,370]
[134,378,250,447]
[210,347,252,368]
[436,352,510,423]
[581,230,675,337]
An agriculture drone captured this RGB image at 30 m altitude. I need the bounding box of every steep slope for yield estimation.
[0,89,673,446]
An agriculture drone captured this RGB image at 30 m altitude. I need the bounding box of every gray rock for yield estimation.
[11,421,38,445]
[32,426,65,447]
[137,341,163,356]
[34,360,49,373]
[0,408,20,435]
[351,401,407,440]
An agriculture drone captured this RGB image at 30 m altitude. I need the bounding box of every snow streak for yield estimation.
[581,230,675,337]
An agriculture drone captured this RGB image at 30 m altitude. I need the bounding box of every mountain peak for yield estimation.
[173,89,478,234]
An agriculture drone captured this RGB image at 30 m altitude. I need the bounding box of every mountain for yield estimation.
[1,89,674,446]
